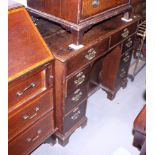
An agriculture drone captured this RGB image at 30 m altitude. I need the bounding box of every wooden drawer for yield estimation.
[9,70,46,109]
[9,89,53,141]
[63,101,87,133]
[122,35,135,52]
[110,22,138,47]
[81,0,129,18]
[66,66,91,96]
[66,38,109,75]
[9,111,54,155]
[65,84,88,114]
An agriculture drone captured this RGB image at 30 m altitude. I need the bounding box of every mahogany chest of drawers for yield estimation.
[8,4,55,155]
[27,0,131,45]
[33,14,139,145]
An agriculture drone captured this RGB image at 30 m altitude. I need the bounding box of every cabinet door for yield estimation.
[99,44,122,92]
[81,0,129,18]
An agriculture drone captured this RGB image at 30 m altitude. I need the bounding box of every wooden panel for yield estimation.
[61,0,80,23]
[9,111,54,155]
[100,45,122,91]
[81,0,129,18]
[8,70,46,109]
[66,66,91,96]
[8,7,53,82]
[9,89,53,141]
[65,84,88,114]
[27,0,61,17]
[63,101,87,133]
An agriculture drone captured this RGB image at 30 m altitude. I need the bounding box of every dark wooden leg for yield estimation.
[44,135,56,146]
[72,30,84,46]
[107,92,115,100]
[57,136,70,147]
[121,11,132,22]
[81,118,87,129]
[121,79,128,89]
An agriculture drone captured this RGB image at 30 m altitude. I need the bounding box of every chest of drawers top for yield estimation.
[8,5,54,83]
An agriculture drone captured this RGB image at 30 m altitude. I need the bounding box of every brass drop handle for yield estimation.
[125,38,133,48]
[23,107,40,120]
[92,0,100,7]
[74,72,86,86]
[72,89,83,102]
[120,70,126,78]
[26,129,42,143]
[16,82,36,97]
[71,108,81,120]
[85,48,96,61]
[123,55,130,62]
[121,28,129,38]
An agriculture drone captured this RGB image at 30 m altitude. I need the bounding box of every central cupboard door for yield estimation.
[81,0,129,18]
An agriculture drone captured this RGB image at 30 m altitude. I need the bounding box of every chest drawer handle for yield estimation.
[85,48,96,61]
[74,72,86,86]
[92,0,100,7]
[72,89,83,102]
[71,110,81,120]
[120,70,127,78]
[125,38,133,48]
[23,107,40,120]
[26,129,42,143]
[16,82,36,97]
[123,55,130,63]
[121,28,129,38]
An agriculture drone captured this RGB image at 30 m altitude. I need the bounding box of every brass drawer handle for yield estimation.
[26,129,42,143]
[92,0,100,7]
[85,48,96,61]
[120,70,126,78]
[123,55,130,62]
[125,38,133,48]
[72,89,83,102]
[71,109,81,120]
[121,28,129,38]
[74,72,86,86]
[23,107,40,120]
[16,82,36,97]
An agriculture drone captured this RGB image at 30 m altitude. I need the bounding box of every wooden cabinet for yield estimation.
[133,105,146,155]
[34,14,139,145]
[8,3,55,155]
[99,32,136,100]
[27,0,131,45]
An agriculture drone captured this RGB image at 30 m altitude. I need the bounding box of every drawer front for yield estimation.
[9,70,46,109]
[66,66,90,96]
[9,89,53,141]
[65,84,88,114]
[67,38,109,75]
[81,0,129,18]
[9,111,54,155]
[63,101,87,133]
[122,35,135,52]
[110,22,138,47]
